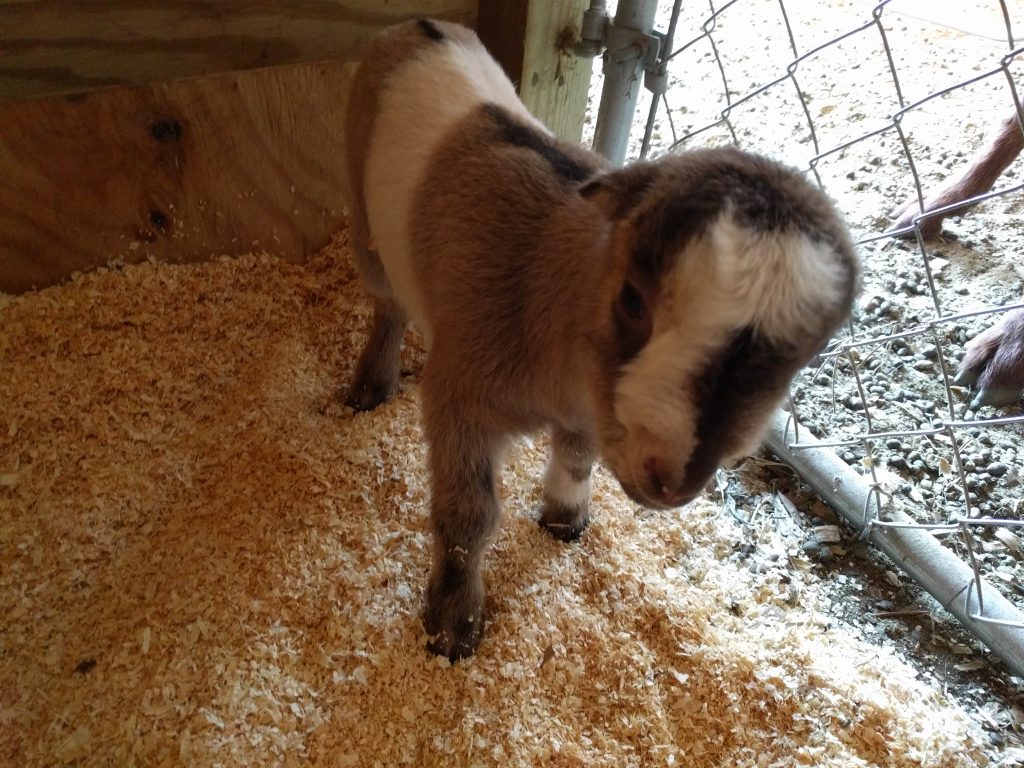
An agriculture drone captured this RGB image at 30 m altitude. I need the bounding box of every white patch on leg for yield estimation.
[543,454,591,509]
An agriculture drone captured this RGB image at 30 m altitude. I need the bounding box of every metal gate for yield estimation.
[583,0,1024,676]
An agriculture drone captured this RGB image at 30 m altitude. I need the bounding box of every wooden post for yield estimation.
[478,0,593,144]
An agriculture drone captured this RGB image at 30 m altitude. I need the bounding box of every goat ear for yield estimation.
[579,163,658,220]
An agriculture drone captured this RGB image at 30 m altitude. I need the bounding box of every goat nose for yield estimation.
[643,456,683,506]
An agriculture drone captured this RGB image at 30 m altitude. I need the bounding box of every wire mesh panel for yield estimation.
[594,0,1024,652]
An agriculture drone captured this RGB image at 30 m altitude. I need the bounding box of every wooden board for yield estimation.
[518,0,592,144]
[0,1,597,293]
[479,0,592,143]
[0,61,354,293]
[0,0,476,102]
[477,1,530,93]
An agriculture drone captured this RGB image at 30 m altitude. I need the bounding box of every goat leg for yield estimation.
[421,384,503,661]
[345,296,407,411]
[540,427,596,542]
[888,113,1023,240]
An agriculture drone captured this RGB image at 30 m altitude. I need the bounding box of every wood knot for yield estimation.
[149,209,169,233]
[150,120,183,142]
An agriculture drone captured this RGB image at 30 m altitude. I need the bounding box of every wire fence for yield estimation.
[589,0,1024,670]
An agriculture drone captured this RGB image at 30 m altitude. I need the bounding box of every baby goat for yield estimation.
[343,19,860,660]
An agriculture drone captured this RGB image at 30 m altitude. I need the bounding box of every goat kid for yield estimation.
[343,19,860,660]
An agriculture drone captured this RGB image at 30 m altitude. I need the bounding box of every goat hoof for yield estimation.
[539,500,590,542]
[971,384,1023,410]
[885,198,944,241]
[425,624,482,662]
[957,309,1024,410]
[423,576,485,662]
[343,381,394,412]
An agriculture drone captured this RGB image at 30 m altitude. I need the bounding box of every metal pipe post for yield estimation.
[591,0,660,165]
[766,410,1024,678]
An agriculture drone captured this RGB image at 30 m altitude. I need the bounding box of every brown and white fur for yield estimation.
[888,111,1023,241]
[886,111,1024,408]
[343,19,860,661]
[955,308,1024,409]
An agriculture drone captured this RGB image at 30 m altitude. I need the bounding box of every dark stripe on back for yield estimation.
[482,103,595,183]
[417,19,445,41]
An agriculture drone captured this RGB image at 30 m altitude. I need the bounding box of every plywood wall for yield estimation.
[0,0,597,293]
[0,0,477,102]
[0,0,479,292]
[0,61,354,292]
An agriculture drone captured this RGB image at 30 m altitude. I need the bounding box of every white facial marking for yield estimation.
[615,325,702,440]
[613,212,848,487]
[709,213,848,343]
[364,37,543,345]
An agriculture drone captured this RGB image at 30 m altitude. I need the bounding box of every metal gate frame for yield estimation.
[582,0,1024,677]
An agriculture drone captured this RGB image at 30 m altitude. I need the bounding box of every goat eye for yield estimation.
[613,280,653,363]
[618,282,646,320]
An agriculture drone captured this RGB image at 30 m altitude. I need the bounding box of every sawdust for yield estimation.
[0,236,992,767]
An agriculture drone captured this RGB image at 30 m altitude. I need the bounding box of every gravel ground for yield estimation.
[584,0,1024,761]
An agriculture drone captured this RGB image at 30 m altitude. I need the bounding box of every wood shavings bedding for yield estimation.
[0,236,991,767]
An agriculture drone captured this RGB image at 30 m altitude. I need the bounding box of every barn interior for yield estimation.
[1,2,1021,766]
